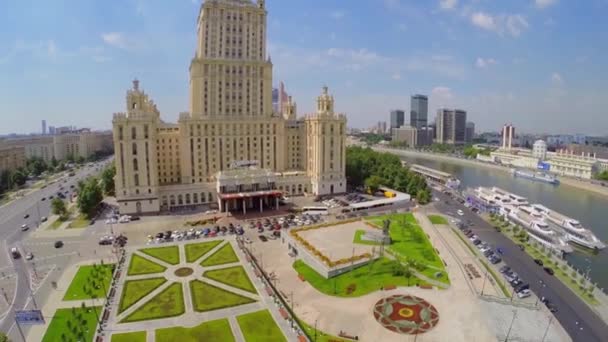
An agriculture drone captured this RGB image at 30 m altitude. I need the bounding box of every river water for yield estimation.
[401,154,608,290]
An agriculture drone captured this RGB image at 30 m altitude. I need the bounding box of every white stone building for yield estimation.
[112,0,347,214]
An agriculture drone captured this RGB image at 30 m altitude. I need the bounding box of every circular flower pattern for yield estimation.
[373,295,440,334]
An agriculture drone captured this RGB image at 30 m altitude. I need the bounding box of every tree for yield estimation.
[76,177,103,218]
[403,266,413,286]
[26,157,48,177]
[416,189,431,204]
[51,198,68,219]
[364,175,383,193]
[100,165,116,196]
[0,331,9,342]
[10,170,26,187]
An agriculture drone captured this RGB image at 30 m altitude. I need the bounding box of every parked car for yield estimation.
[517,289,531,299]
[534,259,544,266]
[10,247,21,259]
[543,267,554,276]
[25,252,34,261]
[23,214,30,219]
[258,235,268,242]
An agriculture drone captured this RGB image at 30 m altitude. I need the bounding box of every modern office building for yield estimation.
[112,0,347,214]
[533,140,547,160]
[392,126,418,147]
[435,109,467,145]
[501,124,515,150]
[465,121,475,143]
[42,120,47,135]
[390,110,405,130]
[410,95,428,129]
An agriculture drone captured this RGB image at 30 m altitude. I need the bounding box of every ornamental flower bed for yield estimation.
[373,295,440,334]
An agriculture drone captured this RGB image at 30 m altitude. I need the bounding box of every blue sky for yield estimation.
[1,0,607,135]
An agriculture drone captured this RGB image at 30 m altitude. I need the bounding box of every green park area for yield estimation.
[42,305,102,342]
[185,240,223,262]
[63,264,115,301]
[190,280,256,312]
[139,246,180,265]
[127,254,167,276]
[368,214,449,284]
[49,217,66,230]
[294,257,430,297]
[428,215,448,225]
[118,277,167,313]
[352,229,381,245]
[298,318,350,342]
[121,282,185,323]
[204,266,257,294]
[201,243,239,266]
[237,309,287,342]
[111,331,147,342]
[155,318,235,342]
[67,214,90,229]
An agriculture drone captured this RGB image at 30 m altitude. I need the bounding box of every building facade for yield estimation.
[392,126,418,147]
[410,95,428,129]
[465,121,475,143]
[112,0,347,214]
[436,109,467,145]
[533,140,547,160]
[390,110,405,130]
[501,124,516,150]
[0,146,26,173]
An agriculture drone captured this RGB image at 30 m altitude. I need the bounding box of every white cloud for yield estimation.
[439,0,458,10]
[551,72,564,85]
[476,57,497,68]
[101,32,129,49]
[470,12,528,37]
[535,0,558,9]
[330,11,345,20]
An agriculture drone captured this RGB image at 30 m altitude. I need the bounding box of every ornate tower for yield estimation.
[306,86,347,196]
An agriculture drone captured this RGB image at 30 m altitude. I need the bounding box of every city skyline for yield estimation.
[1,0,607,135]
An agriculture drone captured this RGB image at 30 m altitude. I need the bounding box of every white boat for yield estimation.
[532,204,605,250]
[511,169,559,185]
[505,206,573,254]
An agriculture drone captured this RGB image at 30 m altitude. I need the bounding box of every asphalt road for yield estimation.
[434,190,608,342]
[0,158,112,336]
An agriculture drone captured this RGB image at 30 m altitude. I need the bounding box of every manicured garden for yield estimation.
[293,258,430,297]
[369,214,449,284]
[155,318,235,342]
[122,282,185,323]
[190,280,256,312]
[139,246,180,265]
[297,318,350,342]
[127,254,167,276]
[118,277,167,313]
[42,305,102,342]
[201,243,239,266]
[63,264,115,301]
[428,215,448,225]
[353,229,381,245]
[204,266,257,294]
[111,331,146,342]
[237,309,287,342]
[185,240,223,262]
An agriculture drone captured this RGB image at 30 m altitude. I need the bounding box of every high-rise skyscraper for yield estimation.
[390,110,405,130]
[410,95,428,129]
[465,122,475,143]
[42,120,47,135]
[436,109,467,144]
[502,124,515,150]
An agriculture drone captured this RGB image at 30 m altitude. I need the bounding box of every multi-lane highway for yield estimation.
[434,190,608,342]
[0,159,112,336]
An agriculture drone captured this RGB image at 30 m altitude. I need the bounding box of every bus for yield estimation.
[301,206,329,215]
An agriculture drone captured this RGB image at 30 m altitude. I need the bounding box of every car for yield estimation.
[544,300,558,312]
[54,241,64,248]
[25,252,34,260]
[515,283,530,293]
[130,216,141,221]
[510,279,523,287]
[23,214,30,219]
[543,267,554,275]
[457,210,464,216]
[499,266,511,274]
[10,247,21,259]
[20,224,29,232]
[41,216,48,222]
[258,235,268,242]
[472,239,481,245]
[517,289,531,299]
[41,197,46,201]
[534,259,544,266]
[490,256,502,264]
[49,195,54,199]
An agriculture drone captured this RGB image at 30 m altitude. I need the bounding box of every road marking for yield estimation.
[26,252,77,263]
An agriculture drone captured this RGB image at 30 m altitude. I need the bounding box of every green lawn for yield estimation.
[368,213,448,283]
[127,254,167,276]
[185,240,223,263]
[237,309,287,342]
[139,246,180,265]
[111,331,146,342]
[49,217,66,230]
[63,264,115,301]
[428,215,448,225]
[201,243,239,267]
[294,258,430,297]
[121,282,185,323]
[118,277,167,314]
[190,280,256,312]
[42,306,102,342]
[155,318,235,342]
[297,318,350,342]
[353,229,382,245]
[204,266,257,294]
[68,214,90,229]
